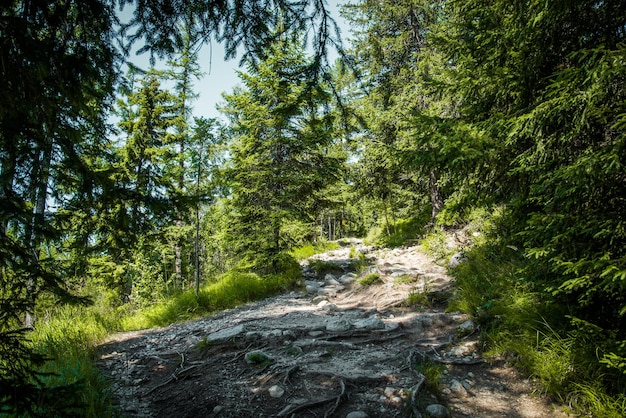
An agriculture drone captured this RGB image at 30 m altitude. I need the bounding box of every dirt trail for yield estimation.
[97,240,570,418]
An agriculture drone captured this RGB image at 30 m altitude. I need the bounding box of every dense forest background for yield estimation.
[1,0,625,416]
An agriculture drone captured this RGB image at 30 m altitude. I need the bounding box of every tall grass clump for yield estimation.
[290,241,339,260]
[27,303,123,417]
[122,266,300,331]
[447,209,626,416]
[365,213,430,248]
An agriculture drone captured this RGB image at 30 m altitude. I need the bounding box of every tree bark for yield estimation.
[429,169,444,223]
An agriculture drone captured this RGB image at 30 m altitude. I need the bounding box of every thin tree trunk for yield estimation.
[194,149,202,297]
[383,201,391,236]
[429,169,444,223]
[24,136,53,328]
[0,144,16,235]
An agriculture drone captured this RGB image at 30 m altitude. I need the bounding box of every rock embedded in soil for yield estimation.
[268,385,285,398]
[346,411,369,418]
[207,324,246,342]
[326,318,351,332]
[425,403,451,418]
[353,316,385,330]
[450,379,469,397]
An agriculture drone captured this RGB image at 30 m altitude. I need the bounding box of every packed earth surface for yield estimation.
[97,239,572,418]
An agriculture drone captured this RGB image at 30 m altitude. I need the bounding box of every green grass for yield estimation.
[366,216,429,248]
[419,228,452,263]
[308,259,341,275]
[358,273,382,286]
[291,241,340,260]
[122,269,299,330]
[28,304,123,417]
[405,289,431,308]
[450,238,626,417]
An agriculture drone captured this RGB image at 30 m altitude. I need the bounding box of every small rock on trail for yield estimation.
[97,240,570,418]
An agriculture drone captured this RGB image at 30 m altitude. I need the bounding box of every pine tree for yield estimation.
[0,0,118,413]
[221,31,342,271]
[342,0,448,226]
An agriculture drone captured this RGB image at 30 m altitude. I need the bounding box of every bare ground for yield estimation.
[97,240,572,418]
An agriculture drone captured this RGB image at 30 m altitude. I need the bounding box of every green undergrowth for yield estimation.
[122,269,300,330]
[27,302,124,417]
[365,211,430,248]
[290,240,340,260]
[438,208,626,417]
[358,272,382,286]
[23,260,302,417]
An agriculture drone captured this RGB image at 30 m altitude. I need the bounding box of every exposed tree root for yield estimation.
[275,379,346,417]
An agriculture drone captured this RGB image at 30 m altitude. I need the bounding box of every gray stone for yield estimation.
[457,319,476,335]
[346,411,369,418]
[326,318,351,332]
[317,300,338,311]
[449,379,468,397]
[305,280,322,294]
[321,285,344,297]
[308,330,325,338]
[282,330,297,340]
[324,274,339,285]
[425,403,450,418]
[383,387,395,397]
[305,280,322,288]
[312,295,326,304]
[338,273,357,284]
[207,324,246,342]
[268,385,285,398]
[448,252,467,269]
[269,329,283,337]
[353,317,385,330]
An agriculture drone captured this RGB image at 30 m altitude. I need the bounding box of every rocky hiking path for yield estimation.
[97,240,570,418]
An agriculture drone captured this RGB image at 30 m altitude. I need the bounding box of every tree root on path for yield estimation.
[143,364,202,396]
[275,378,346,417]
[407,350,426,418]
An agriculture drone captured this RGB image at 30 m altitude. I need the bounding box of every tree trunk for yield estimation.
[0,144,16,235]
[429,169,444,223]
[24,136,53,328]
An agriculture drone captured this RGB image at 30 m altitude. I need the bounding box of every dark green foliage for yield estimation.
[122,0,344,77]
[434,0,626,386]
[221,32,343,272]
[0,1,118,413]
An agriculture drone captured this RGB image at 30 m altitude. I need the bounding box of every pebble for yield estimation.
[268,385,285,398]
[346,411,369,418]
[457,319,476,333]
[354,317,385,330]
[326,318,351,332]
[450,379,468,397]
[425,403,450,418]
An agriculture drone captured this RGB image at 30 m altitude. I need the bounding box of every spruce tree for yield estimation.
[221,32,342,272]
